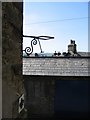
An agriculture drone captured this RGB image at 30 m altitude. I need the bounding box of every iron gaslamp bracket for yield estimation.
[23,35,54,56]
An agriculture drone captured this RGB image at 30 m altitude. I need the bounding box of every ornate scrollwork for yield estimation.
[23,35,54,56]
[25,47,31,55]
[24,38,38,56]
[32,38,37,45]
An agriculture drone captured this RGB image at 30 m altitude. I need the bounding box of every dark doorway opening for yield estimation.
[55,80,88,119]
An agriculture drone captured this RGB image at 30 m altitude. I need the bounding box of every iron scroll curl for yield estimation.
[23,35,54,56]
[24,38,38,55]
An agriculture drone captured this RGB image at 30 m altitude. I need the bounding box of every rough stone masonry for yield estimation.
[2,2,25,118]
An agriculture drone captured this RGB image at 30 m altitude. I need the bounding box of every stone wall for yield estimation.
[24,76,55,118]
[2,2,24,118]
[24,76,89,119]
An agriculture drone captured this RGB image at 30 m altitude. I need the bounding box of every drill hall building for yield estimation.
[23,40,90,119]
[2,2,90,119]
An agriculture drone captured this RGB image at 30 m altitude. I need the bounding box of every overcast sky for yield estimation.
[23,2,88,53]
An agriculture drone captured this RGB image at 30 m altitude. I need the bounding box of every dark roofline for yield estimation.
[23,56,90,58]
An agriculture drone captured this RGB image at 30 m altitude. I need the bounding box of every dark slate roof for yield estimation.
[78,52,90,56]
[23,52,90,57]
